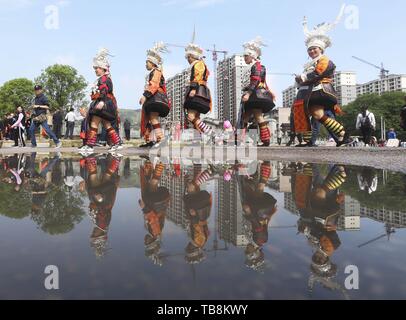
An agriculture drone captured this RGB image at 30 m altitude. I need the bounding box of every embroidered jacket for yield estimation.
[300,55,336,87]
[245,61,268,94]
[143,68,166,99]
[189,60,209,89]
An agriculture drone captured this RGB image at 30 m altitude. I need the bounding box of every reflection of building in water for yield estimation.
[361,206,406,229]
[217,178,249,247]
[267,162,281,191]
[284,192,299,215]
[279,175,292,193]
[337,196,361,231]
[160,167,188,229]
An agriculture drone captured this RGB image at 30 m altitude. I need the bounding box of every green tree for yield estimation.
[35,64,88,112]
[0,78,34,115]
[340,92,405,141]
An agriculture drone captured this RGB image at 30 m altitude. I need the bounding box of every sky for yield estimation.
[0,0,405,110]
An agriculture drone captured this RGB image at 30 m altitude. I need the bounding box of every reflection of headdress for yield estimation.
[185,243,206,265]
[145,235,163,267]
[90,234,109,259]
[303,5,345,50]
[147,42,169,67]
[243,36,267,60]
[245,244,265,274]
[185,27,204,60]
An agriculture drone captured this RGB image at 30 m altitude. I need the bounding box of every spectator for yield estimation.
[10,106,26,147]
[356,105,376,146]
[401,96,406,131]
[29,85,61,148]
[277,125,283,146]
[64,107,82,140]
[0,117,4,140]
[124,119,131,141]
[4,113,14,140]
[52,110,63,139]
[25,112,32,140]
[387,128,397,140]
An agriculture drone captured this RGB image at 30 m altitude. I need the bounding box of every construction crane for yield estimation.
[166,42,227,119]
[352,56,390,79]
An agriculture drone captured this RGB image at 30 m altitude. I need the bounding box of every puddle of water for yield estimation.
[0,153,406,300]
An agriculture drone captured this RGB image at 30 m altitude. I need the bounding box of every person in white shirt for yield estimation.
[356,105,376,146]
[64,108,83,140]
[10,106,26,147]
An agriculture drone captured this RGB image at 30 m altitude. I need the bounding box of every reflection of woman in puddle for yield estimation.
[25,153,60,215]
[84,154,121,258]
[2,154,26,192]
[139,159,170,266]
[183,164,214,265]
[293,164,347,294]
[238,161,277,272]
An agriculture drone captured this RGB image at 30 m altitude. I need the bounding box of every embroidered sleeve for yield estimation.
[302,56,335,84]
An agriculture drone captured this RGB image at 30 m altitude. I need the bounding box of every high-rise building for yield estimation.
[333,71,357,106]
[165,69,190,127]
[217,55,249,126]
[357,74,406,96]
[282,85,297,109]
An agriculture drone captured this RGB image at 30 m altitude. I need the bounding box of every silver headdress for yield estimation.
[303,5,345,50]
[185,27,204,60]
[243,36,267,60]
[93,48,112,70]
[147,42,169,67]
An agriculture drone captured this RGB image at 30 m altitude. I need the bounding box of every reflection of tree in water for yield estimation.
[30,185,86,235]
[342,167,406,212]
[0,183,32,219]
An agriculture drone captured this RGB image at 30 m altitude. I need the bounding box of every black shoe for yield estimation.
[139,142,155,148]
[337,133,353,147]
[295,143,310,148]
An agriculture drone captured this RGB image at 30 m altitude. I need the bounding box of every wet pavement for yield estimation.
[1,153,406,300]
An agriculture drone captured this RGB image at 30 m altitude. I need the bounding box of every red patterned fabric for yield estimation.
[86,128,98,147]
[107,157,121,174]
[293,99,311,134]
[107,127,121,146]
